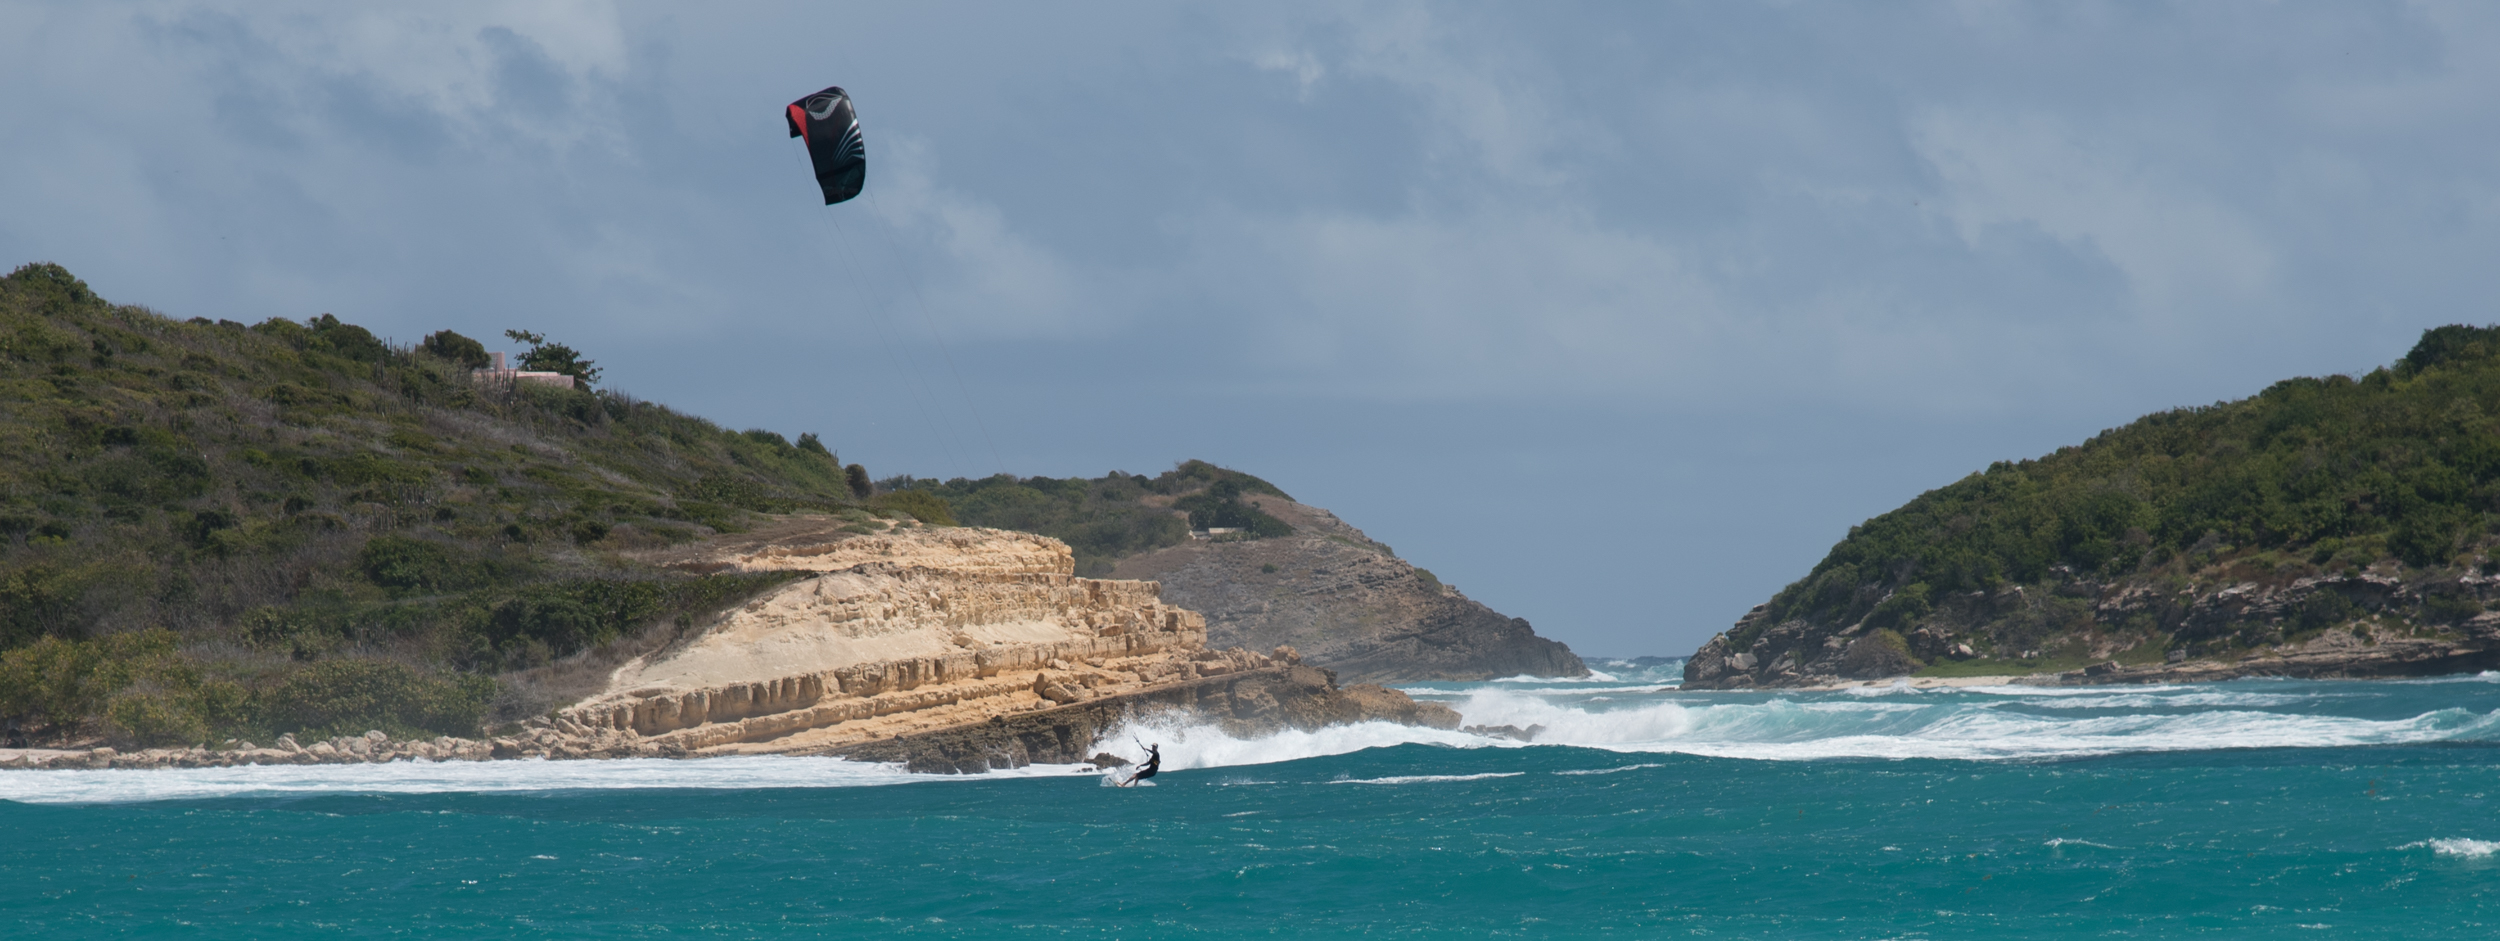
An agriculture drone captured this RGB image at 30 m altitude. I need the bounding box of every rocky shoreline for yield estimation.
[1,660,1459,772]
[1686,568,2500,691]
[3,524,1466,774]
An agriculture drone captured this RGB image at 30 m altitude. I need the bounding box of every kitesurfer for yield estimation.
[1123,743,1161,786]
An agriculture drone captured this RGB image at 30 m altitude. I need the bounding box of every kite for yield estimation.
[787,86,866,205]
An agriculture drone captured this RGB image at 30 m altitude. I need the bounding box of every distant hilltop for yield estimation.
[1688,325,2500,689]
[891,464,1589,683]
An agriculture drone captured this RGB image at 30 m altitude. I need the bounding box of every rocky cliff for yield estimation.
[5,520,1459,770]
[1683,325,2500,691]
[1683,567,2500,689]
[1112,498,1586,683]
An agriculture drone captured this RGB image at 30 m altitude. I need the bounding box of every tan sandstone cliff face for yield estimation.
[542,521,1232,756]
[2,518,1463,772]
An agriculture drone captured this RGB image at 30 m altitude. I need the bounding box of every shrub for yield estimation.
[2293,590,2362,633]
[504,329,601,389]
[181,508,240,550]
[357,535,485,596]
[105,687,210,746]
[1864,582,1932,631]
[871,490,955,526]
[0,630,233,745]
[308,314,389,363]
[846,464,873,499]
[420,329,491,369]
[258,659,496,739]
[2423,592,2484,625]
[460,573,800,669]
[1174,479,1292,537]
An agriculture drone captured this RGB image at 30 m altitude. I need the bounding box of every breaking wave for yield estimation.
[1332,772,1524,785]
[2405,838,2500,858]
[0,754,1102,805]
[1097,677,2500,769]
[14,670,2500,804]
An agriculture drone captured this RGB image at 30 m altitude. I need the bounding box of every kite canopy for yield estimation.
[786,86,865,205]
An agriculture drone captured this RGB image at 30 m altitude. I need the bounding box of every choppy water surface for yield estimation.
[10,662,2500,938]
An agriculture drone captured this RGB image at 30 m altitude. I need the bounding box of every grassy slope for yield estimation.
[1743,325,2500,668]
[0,263,937,746]
[886,461,1294,576]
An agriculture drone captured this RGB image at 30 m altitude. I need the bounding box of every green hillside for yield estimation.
[1747,324,2500,662]
[0,263,940,747]
[886,461,1294,576]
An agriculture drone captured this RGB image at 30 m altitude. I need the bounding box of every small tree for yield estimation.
[845,464,873,500]
[420,330,491,369]
[503,329,602,390]
[796,432,832,459]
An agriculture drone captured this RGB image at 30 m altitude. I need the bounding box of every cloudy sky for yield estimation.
[7,1,2499,657]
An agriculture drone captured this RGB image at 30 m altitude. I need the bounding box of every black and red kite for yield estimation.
[787,86,866,205]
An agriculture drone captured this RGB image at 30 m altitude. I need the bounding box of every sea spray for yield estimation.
[15,673,2500,938]
[21,676,2500,806]
[1094,712,1492,773]
[0,753,1099,805]
[2405,838,2500,858]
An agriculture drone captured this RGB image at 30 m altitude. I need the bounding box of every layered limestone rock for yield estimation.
[1112,498,1587,683]
[838,663,1460,774]
[6,522,1461,771]
[561,523,1225,757]
[549,522,1458,763]
[635,518,1072,578]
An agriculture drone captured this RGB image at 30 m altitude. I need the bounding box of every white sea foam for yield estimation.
[2404,838,2500,858]
[0,754,1101,805]
[1982,690,2326,710]
[1488,671,1618,684]
[16,675,2500,803]
[2393,671,2500,685]
[1089,684,2500,767]
[1553,763,1665,776]
[1952,684,2194,697]
[1099,714,1492,772]
[1402,684,1673,698]
[1333,772,1524,785]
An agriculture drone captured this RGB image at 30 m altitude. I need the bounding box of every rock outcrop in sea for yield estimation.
[1683,568,2500,690]
[1112,497,1587,683]
[1,522,1457,772]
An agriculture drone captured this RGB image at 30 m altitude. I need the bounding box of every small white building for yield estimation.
[472,352,576,389]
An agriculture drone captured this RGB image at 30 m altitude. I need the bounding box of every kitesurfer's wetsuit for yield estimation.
[1127,745,1161,785]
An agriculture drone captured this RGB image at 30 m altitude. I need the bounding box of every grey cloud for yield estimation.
[8,1,2500,655]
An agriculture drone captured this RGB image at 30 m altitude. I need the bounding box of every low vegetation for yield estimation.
[1745,324,2500,667]
[0,262,886,747]
[886,460,1294,576]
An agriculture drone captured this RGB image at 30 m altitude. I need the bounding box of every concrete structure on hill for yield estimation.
[472,351,576,389]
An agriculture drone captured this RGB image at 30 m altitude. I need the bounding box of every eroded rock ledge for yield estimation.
[1684,570,2500,690]
[3,523,1460,771]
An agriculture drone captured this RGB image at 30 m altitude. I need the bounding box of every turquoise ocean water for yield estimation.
[9,662,2500,938]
